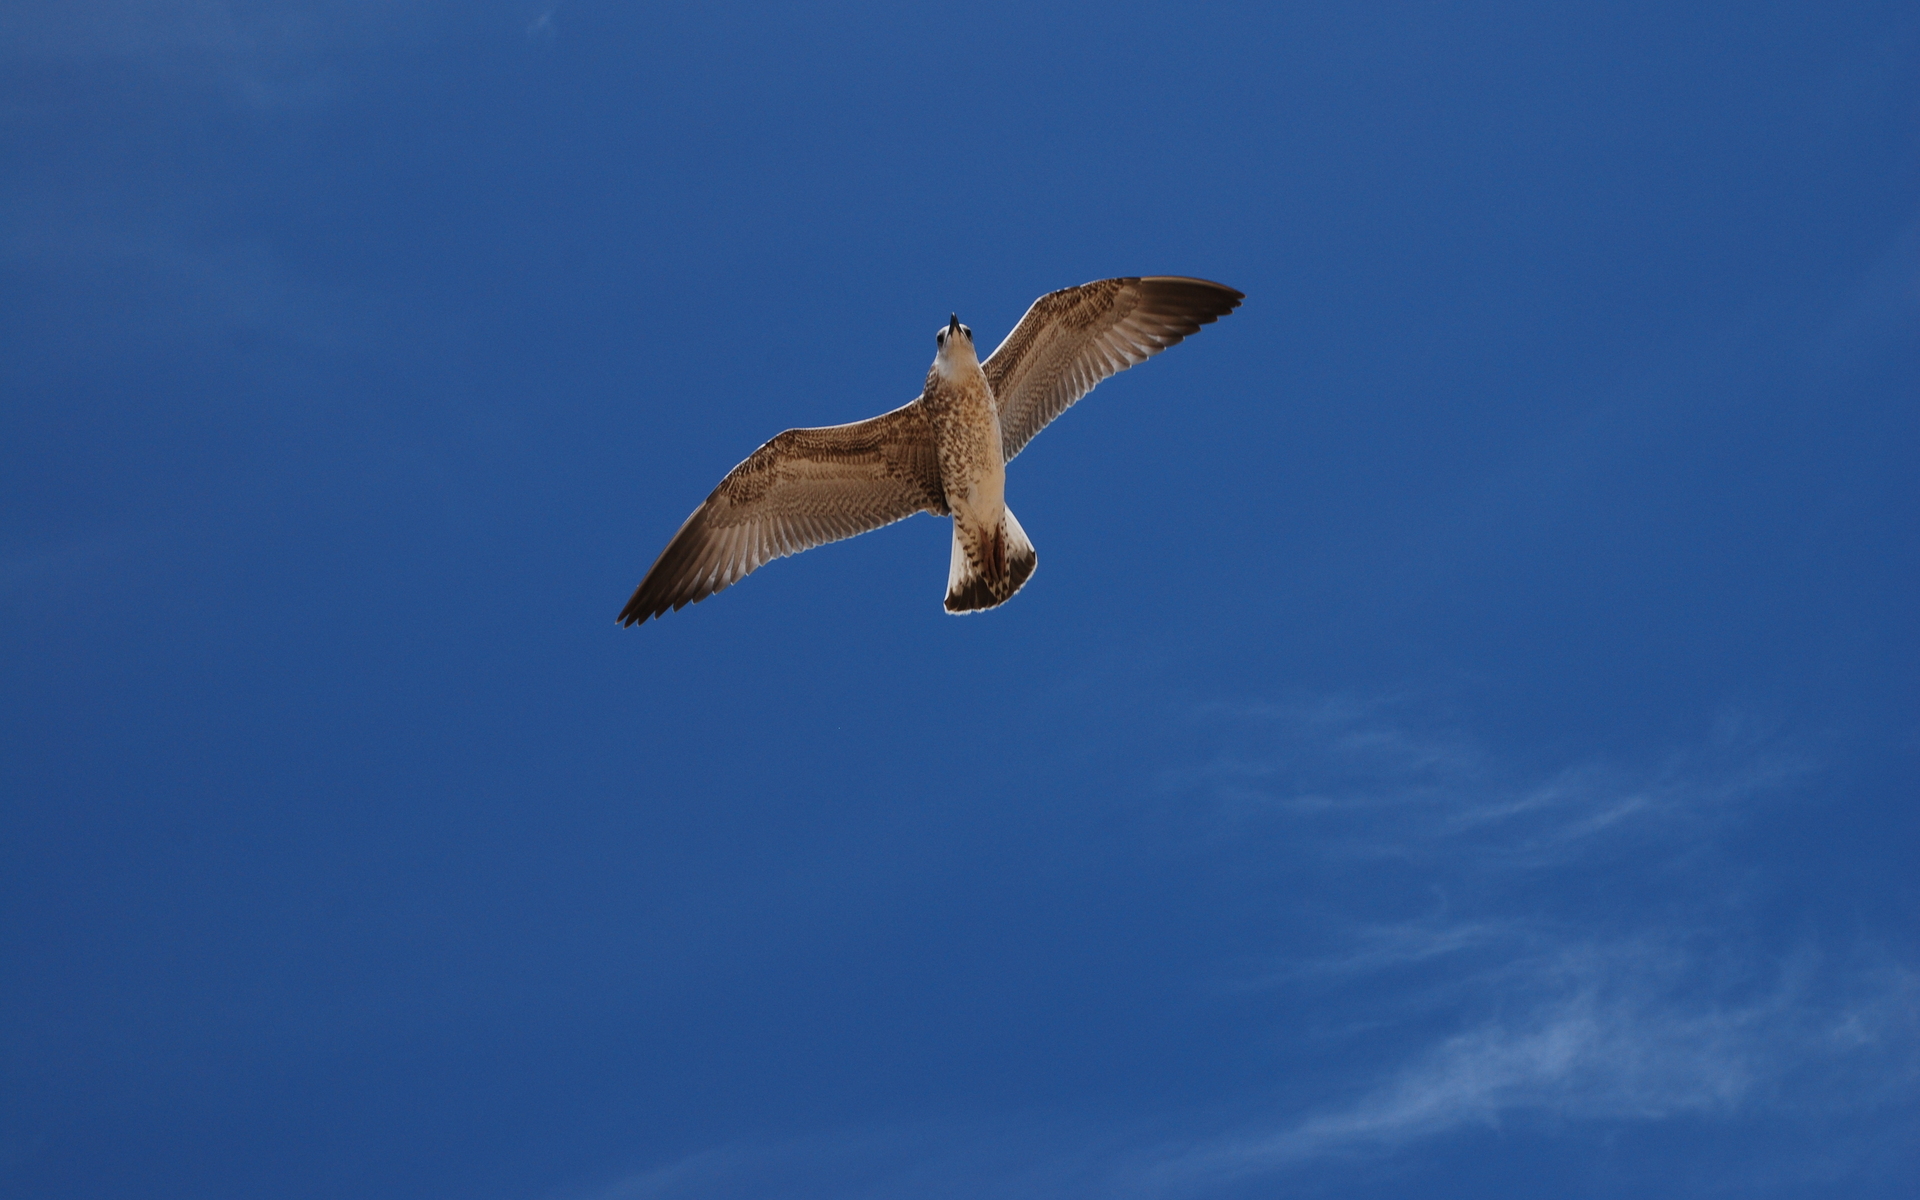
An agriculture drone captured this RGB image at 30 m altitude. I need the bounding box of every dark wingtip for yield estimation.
[617,586,664,627]
[1134,276,1245,326]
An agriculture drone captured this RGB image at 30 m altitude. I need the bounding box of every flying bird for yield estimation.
[618,276,1243,625]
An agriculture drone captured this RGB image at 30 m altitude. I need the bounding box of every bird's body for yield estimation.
[923,318,1034,611]
[618,276,1242,626]
[925,328,1004,529]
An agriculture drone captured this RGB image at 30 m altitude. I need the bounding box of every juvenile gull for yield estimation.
[618,276,1243,625]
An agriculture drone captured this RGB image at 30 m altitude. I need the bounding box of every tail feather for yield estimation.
[945,507,1038,613]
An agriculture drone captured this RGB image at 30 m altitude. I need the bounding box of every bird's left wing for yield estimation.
[983,276,1243,462]
[619,400,945,625]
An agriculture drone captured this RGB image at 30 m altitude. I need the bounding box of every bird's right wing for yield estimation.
[619,400,945,625]
[983,276,1243,461]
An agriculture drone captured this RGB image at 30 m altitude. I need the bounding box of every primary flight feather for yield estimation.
[618,276,1243,626]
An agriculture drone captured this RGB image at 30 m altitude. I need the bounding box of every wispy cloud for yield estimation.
[1168,696,1809,874]
[563,697,1915,1199]
[1131,698,1915,1190]
[1149,940,1917,1194]
[570,942,1914,1200]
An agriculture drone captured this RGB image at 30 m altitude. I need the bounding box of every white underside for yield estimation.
[946,505,1034,596]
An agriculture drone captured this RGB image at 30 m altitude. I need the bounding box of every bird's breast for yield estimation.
[927,373,1005,517]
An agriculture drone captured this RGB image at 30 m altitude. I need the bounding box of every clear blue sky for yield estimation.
[3,4,1915,1198]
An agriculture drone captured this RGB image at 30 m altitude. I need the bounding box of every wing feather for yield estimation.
[983,276,1243,461]
[618,400,945,625]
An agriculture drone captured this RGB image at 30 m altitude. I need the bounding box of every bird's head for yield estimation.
[933,312,976,372]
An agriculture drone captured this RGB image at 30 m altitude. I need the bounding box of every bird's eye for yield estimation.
[936,330,946,345]
[961,325,972,340]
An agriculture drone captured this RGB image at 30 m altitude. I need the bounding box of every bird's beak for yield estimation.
[948,313,961,336]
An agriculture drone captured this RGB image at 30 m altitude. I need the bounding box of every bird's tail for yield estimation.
[945,506,1038,613]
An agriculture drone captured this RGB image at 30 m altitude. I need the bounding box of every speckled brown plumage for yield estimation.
[617,403,944,625]
[618,276,1242,625]
[985,277,1244,461]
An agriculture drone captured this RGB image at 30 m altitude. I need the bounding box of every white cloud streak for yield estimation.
[574,938,1915,1200]
[1169,696,1810,875]
[1146,942,1917,1195]
[561,698,1916,1199]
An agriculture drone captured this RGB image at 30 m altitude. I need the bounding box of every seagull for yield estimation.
[618,276,1243,625]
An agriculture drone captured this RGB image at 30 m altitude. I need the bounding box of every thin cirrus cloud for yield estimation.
[571,698,1916,1199]
[1146,698,1912,1190]
[1167,696,1807,876]
[583,944,1913,1199]
[1145,940,1917,1195]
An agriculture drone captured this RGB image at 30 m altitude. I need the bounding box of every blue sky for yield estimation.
[2,3,1915,1198]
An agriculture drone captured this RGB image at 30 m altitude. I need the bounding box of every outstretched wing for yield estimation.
[983,276,1243,461]
[619,401,945,625]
